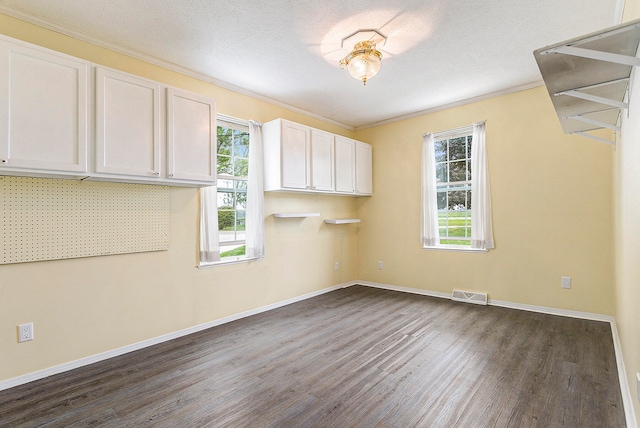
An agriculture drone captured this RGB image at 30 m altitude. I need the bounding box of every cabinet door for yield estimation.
[95,67,161,177]
[355,142,373,195]
[334,136,355,193]
[281,121,309,189]
[0,39,88,174]
[310,129,334,191]
[166,88,216,184]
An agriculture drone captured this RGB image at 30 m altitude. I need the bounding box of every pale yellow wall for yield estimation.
[355,87,614,314]
[0,14,359,382]
[616,1,640,424]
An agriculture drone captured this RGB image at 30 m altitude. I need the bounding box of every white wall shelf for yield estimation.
[324,218,361,224]
[534,18,640,147]
[273,213,320,218]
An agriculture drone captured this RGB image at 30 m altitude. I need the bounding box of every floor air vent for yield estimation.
[451,290,488,305]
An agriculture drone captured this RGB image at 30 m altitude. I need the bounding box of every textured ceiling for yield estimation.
[0,0,623,129]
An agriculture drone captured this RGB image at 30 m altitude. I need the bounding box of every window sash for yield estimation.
[217,121,249,259]
[437,134,472,247]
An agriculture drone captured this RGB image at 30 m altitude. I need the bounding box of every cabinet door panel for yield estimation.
[281,122,309,189]
[167,88,216,184]
[355,142,373,195]
[95,68,160,177]
[334,136,355,193]
[0,40,88,173]
[310,129,334,191]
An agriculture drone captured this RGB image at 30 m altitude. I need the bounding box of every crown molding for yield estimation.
[354,81,544,131]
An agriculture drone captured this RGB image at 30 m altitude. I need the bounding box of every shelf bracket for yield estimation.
[573,131,616,147]
[555,89,628,109]
[566,114,621,132]
[543,45,640,67]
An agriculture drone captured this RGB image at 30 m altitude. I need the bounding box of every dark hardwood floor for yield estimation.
[0,286,626,427]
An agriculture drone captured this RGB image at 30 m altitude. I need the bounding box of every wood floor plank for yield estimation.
[0,286,626,427]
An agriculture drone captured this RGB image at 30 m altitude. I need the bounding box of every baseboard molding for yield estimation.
[357,280,452,300]
[355,280,636,428]
[0,281,352,392]
[610,319,638,428]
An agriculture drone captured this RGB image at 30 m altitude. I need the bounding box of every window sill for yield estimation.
[422,245,487,253]
[198,256,259,268]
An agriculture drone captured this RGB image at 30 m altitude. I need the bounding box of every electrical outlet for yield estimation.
[334,262,339,271]
[561,276,571,289]
[18,323,34,343]
[378,261,384,270]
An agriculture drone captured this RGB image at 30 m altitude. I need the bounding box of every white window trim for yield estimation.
[422,245,487,253]
[198,255,258,268]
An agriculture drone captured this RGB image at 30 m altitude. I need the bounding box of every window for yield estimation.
[217,121,249,259]
[200,117,264,266]
[435,132,472,246]
[422,122,494,251]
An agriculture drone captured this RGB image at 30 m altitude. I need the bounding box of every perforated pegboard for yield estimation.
[1,177,169,264]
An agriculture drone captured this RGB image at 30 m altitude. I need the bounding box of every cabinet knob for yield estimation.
[168,173,174,178]
[153,172,159,176]
[1,159,7,163]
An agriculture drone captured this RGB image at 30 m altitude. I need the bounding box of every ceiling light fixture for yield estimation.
[339,29,387,86]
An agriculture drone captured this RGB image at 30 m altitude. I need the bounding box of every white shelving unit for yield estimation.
[273,213,320,218]
[324,218,361,224]
[534,19,640,146]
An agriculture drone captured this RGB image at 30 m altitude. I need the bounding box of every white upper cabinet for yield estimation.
[264,119,310,191]
[95,67,161,179]
[334,136,356,194]
[310,129,334,191]
[264,118,372,196]
[0,37,89,177]
[280,120,310,189]
[355,141,373,195]
[0,35,216,187]
[166,88,216,185]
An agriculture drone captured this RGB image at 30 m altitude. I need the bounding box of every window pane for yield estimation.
[234,157,249,177]
[449,137,466,160]
[218,179,234,190]
[235,191,247,210]
[233,130,249,157]
[217,127,232,155]
[438,211,448,236]
[466,190,471,210]
[217,155,233,175]
[217,191,235,208]
[449,160,467,182]
[434,140,447,162]
[436,163,447,183]
[236,210,246,232]
[437,191,446,210]
[236,180,248,190]
[218,210,235,234]
[448,191,466,210]
[220,244,246,258]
